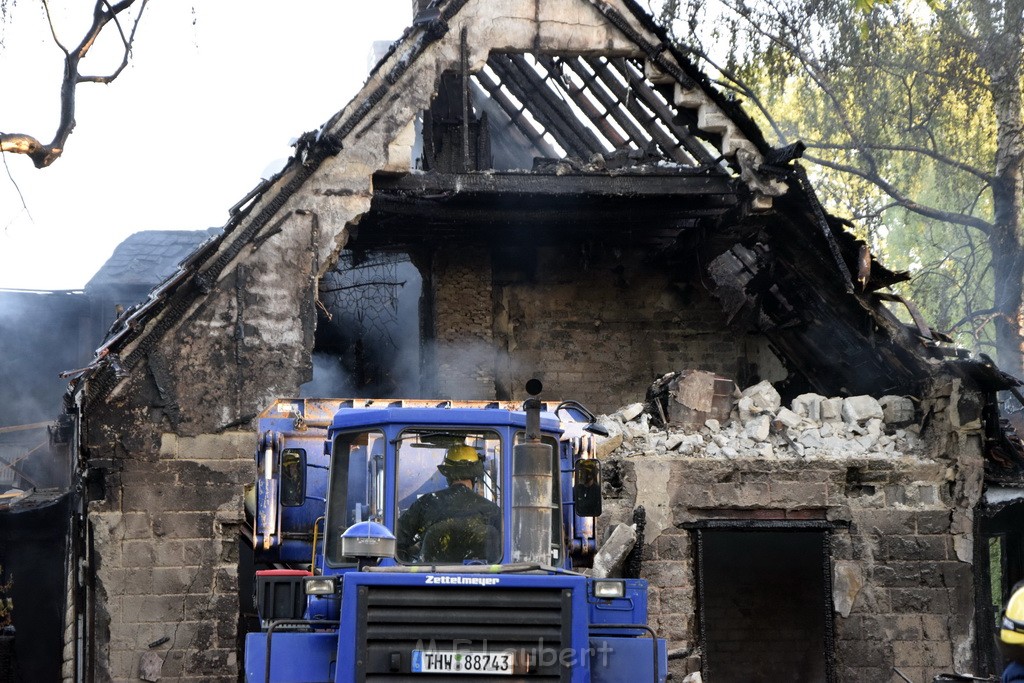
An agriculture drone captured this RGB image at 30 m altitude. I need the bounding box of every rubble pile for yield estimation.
[594,378,923,459]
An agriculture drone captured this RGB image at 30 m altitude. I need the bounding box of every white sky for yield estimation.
[0,1,411,291]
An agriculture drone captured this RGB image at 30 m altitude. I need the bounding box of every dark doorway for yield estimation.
[698,529,833,682]
[0,492,71,683]
[976,499,1024,676]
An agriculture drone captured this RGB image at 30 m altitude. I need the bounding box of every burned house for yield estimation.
[57,0,1024,681]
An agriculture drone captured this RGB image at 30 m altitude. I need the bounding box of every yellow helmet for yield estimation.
[444,445,482,463]
[438,445,485,482]
[1003,588,1024,643]
[999,585,1024,663]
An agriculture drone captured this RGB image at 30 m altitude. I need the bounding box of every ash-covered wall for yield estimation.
[72,210,321,680]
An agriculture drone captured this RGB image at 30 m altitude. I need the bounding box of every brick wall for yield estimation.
[75,208,322,682]
[432,245,784,413]
[432,245,496,399]
[603,415,985,683]
[83,434,252,681]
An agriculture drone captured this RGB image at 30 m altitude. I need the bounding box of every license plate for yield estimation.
[411,650,514,675]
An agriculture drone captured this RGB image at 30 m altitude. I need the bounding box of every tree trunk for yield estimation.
[986,57,1024,381]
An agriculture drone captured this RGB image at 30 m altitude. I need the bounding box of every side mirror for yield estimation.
[573,459,602,517]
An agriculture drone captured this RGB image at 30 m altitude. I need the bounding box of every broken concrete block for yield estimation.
[823,435,849,452]
[650,369,735,430]
[832,560,864,617]
[821,397,843,421]
[841,396,883,424]
[879,395,916,426]
[618,403,645,421]
[678,434,704,455]
[736,395,757,422]
[819,422,834,438]
[665,434,685,451]
[741,380,782,413]
[705,418,721,433]
[792,393,825,421]
[139,651,164,682]
[591,523,638,578]
[856,434,879,450]
[623,419,649,440]
[798,429,823,449]
[774,407,803,429]
[595,431,624,459]
[745,414,771,442]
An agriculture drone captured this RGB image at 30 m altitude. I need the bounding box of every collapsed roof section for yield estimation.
[432,52,725,171]
[69,0,1015,426]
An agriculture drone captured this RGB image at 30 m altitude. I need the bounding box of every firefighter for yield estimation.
[1000,583,1024,682]
[395,445,501,563]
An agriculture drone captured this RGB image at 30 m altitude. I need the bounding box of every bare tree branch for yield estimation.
[804,152,995,234]
[41,0,70,54]
[0,0,148,168]
[79,0,148,83]
[0,151,31,223]
[806,141,993,183]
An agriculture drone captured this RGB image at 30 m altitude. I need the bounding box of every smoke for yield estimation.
[430,337,530,400]
[0,291,82,490]
[300,353,357,397]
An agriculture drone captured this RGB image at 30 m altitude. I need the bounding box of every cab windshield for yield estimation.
[394,428,502,564]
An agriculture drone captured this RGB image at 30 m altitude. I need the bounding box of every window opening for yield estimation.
[280,448,306,507]
[303,250,422,398]
[394,428,502,564]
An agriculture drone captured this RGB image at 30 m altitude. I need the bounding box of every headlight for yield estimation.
[592,580,625,599]
[304,576,339,596]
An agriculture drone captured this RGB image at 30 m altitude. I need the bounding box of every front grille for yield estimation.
[355,585,571,682]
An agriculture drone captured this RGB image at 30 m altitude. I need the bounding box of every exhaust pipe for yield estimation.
[511,379,553,564]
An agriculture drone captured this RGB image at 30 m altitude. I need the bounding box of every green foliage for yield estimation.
[659,0,1016,360]
[853,0,944,11]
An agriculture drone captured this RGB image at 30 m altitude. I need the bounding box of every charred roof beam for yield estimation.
[373,170,738,197]
[362,171,739,239]
[555,56,663,157]
[487,54,602,159]
[471,72,560,159]
[583,57,715,168]
[535,56,630,149]
[614,57,722,168]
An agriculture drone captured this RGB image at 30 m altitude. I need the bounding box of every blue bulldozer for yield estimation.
[244,381,666,682]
